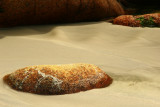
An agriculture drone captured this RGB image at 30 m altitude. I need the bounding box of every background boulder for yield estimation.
[113,13,160,27]
[0,0,124,27]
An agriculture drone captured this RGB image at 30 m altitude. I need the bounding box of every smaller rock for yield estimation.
[113,13,160,27]
[3,64,112,95]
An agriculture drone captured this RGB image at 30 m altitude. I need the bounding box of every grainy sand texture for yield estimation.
[0,22,160,107]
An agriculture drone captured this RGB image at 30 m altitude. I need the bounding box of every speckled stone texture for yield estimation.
[113,13,160,27]
[3,64,112,95]
[0,0,124,27]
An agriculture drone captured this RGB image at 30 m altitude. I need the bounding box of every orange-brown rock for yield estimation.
[113,13,160,27]
[0,0,124,27]
[3,64,112,95]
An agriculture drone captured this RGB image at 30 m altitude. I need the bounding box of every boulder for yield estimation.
[0,0,124,27]
[3,64,112,95]
[113,13,160,27]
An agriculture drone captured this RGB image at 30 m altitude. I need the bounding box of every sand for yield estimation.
[0,22,160,107]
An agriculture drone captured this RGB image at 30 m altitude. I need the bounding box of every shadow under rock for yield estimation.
[0,35,5,39]
[0,25,56,37]
[108,72,151,83]
[0,22,101,38]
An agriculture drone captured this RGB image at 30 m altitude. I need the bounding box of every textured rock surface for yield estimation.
[113,13,160,27]
[0,0,124,27]
[3,64,112,95]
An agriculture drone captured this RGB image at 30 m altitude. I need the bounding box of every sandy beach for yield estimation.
[0,22,160,107]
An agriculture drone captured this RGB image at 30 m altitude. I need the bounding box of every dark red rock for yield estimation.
[0,0,124,27]
[3,64,112,95]
[113,13,160,27]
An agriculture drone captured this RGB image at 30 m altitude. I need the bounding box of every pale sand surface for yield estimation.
[0,22,160,107]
